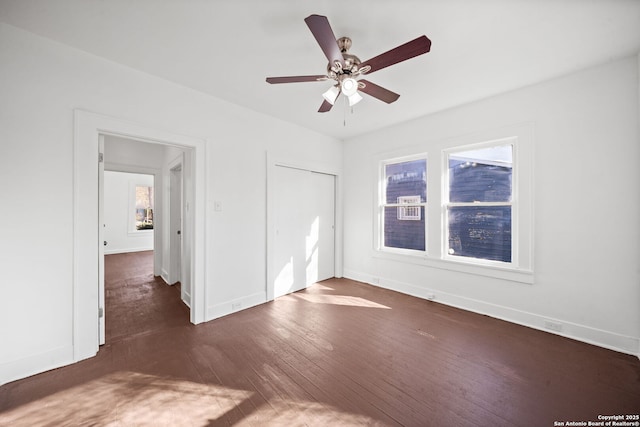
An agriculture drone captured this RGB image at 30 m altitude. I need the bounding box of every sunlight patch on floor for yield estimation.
[294,293,392,309]
[0,371,387,426]
[0,371,250,426]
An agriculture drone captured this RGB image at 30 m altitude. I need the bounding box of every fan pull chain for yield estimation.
[343,95,347,126]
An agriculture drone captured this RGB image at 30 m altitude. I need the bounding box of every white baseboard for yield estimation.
[160,269,170,284]
[182,291,191,308]
[207,291,267,321]
[343,269,640,357]
[0,345,74,387]
[104,247,153,255]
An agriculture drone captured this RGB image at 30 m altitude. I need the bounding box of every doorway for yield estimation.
[98,137,188,345]
[74,110,207,363]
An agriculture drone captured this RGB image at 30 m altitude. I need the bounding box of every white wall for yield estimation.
[343,55,640,355]
[103,171,154,254]
[0,23,342,385]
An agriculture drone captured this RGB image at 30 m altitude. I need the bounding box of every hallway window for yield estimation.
[135,185,154,230]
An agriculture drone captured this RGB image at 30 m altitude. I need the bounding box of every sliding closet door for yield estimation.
[273,166,335,299]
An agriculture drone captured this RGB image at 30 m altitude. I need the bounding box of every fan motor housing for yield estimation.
[327,37,361,75]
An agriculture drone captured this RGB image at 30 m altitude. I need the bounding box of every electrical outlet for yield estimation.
[544,320,563,332]
[232,302,241,311]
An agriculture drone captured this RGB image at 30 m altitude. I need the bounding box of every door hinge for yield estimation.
[98,153,104,163]
[98,307,104,318]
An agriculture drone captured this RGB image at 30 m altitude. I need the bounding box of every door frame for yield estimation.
[73,110,208,363]
[265,152,343,301]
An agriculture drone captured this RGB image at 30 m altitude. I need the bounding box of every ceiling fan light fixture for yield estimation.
[322,85,340,105]
[341,78,358,96]
[347,91,363,106]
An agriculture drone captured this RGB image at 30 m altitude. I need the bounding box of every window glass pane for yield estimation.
[135,185,154,230]
[448,206,511,262]
[449,145,512,203]
[385,159,426,204]
[384,206,425,251]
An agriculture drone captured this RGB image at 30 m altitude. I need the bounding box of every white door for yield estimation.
[169,163,185,299]
[98,135,105,345]
[273,166,335,299]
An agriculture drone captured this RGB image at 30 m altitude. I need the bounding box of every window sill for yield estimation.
[372,250,534,284]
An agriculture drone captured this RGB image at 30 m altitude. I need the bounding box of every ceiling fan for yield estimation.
[266,14,431,113]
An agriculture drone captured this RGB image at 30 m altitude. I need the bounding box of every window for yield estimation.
[374,124,532,283]
[380,157,427,252]
[445,143,513,264]
[135,185,154,230]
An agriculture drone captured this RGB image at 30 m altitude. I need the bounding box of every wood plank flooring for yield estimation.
[1,251,639,426]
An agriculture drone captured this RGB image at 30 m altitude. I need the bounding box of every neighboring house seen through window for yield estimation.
[445,144,513,263]
[375,127,532,283]
[380,157,427,253]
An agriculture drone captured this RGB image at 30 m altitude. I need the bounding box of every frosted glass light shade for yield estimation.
[341,78,358,96]
[322,86,340,105]
[347,92,363,106]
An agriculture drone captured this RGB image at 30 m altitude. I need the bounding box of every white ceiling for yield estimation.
[2,0,639,140]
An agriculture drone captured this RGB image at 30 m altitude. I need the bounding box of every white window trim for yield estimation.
[377,153,428,256]
[372,123,534,285]
[442,138,516,268]
[128,181,154,235]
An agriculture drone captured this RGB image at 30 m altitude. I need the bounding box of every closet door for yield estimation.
[273,166,335,299]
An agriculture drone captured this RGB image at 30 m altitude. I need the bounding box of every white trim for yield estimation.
[129,179,155,234]
[104,247,153,255]
[0,346,73,386]
[343,270,639,356]
[376,153,428,255]
[442,138,516,266]
[207,291,266,320]
[73,110,208,364]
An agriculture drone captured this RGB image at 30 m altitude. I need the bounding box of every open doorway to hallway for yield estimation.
[74,110,208,362]
[99,135,191,345]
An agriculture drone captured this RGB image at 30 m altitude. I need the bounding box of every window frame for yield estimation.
[442,138,517,267]
[128,180,154,235]
[372,123,534,284]
[377,153,428,256]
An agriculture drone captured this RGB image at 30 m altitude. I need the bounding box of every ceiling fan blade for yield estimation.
[318,100,334,113]
[304,14,344,67]
[358,80,400,104]
[360,35,431,74]
[266,75,327,84]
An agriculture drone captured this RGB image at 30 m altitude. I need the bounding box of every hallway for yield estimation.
[103,251,187,343]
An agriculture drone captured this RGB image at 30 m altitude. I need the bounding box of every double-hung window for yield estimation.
[379,156,427,253]
[444,141,514,264]
[375,124,532,282]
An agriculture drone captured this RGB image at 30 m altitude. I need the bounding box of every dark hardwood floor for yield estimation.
[1,251,639,426]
